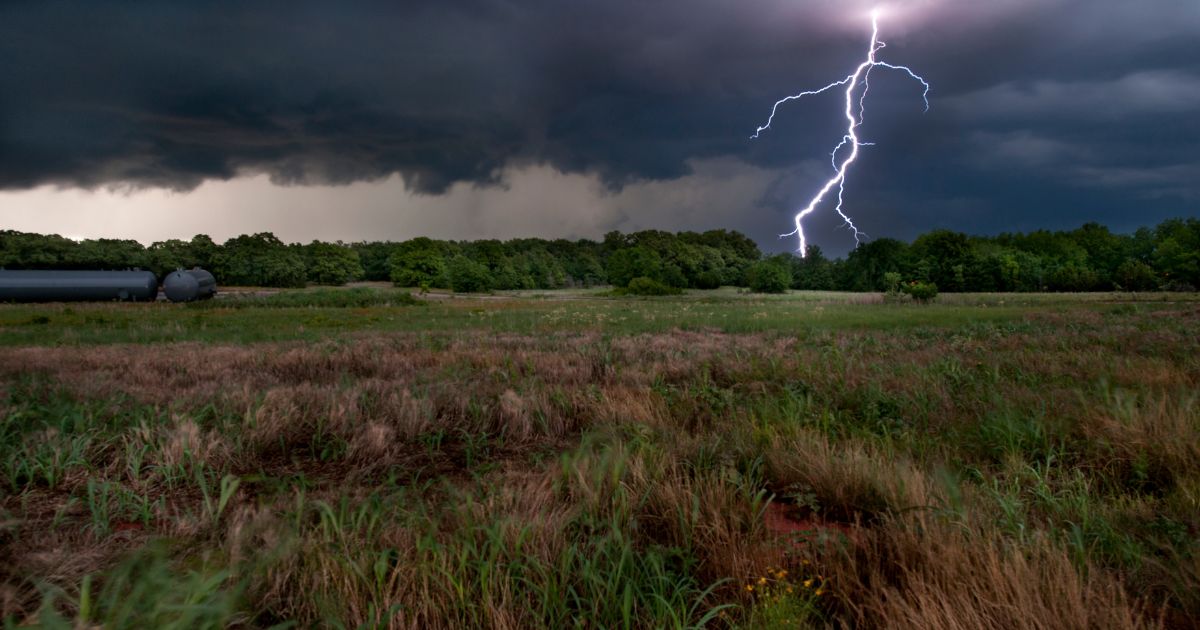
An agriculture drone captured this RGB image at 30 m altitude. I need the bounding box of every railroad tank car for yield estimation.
[163,268,218,302]
[0,270,159,302]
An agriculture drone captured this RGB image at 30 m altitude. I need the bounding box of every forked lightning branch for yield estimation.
[752,9,930,257]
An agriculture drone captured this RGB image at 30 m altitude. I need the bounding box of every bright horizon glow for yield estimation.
[751,10,930,256]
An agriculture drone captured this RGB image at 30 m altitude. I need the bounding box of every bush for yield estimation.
[903,280,939,303]
[622,276,681,296]
[746,259,792,294]
[447,256,494,293]
[883,272,906,303]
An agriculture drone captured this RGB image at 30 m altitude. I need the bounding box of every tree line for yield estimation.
[1,218,1197,293]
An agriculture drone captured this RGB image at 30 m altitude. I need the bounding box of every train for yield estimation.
[0,268,217,303]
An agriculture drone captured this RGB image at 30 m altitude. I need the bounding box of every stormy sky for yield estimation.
[1,0,1197,254]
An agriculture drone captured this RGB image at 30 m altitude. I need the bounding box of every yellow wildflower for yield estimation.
[758,576,768,585]
[803,579,814,588]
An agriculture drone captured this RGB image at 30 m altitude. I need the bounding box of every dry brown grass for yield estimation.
[2,304,1198,627]
[826,516,1164,630]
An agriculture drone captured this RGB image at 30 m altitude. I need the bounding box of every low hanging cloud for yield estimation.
[0,158,816,249]
[947,71,1200,122]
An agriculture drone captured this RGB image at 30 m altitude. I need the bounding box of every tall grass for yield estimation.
[2,294,1197,627]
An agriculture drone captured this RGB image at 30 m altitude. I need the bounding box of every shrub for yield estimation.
[883,271,904,302]
[623,276,681,296]
[903,280,939,303]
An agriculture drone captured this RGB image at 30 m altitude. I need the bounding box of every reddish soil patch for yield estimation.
[764,502,860,546]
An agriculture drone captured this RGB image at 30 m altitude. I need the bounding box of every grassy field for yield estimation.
[1,288,1197,628]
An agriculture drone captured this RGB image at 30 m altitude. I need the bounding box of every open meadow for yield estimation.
[2,288,1198,628]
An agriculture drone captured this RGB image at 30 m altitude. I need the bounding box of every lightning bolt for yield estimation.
[752,9,930,256]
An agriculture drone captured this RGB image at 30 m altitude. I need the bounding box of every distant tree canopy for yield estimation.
[211,233,307,288]
[2,218,1198,291]
[300,241,364,285]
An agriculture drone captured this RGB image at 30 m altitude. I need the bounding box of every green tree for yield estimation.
[682,230,760,286]
[447,256,493,293]
[188,235,219,270]
[1046,261,1100,292]
[520,247,568,289]
[66,238,149,270]
[791,247,835,290]
[564,250,606,286]
[746,256,792,293]
[1153,218,1200,288]
[304,241,364,285]
[212,233,307,287]
[351,242,395,281]
[606,247,663,288]
[1070,222,1124,287]
[148,239,202,277]
[998,253,1021,291]
[909,230,971,291]
[388,238,449,288]
[1115,259,1159,291]
[838,238,908,291]
[0,231,77,268]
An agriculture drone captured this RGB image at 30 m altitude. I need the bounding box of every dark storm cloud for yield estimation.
[1,0,1197,243]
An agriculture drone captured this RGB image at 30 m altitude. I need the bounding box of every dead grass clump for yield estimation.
[346,422,397,464]
[134,417,231,479]
[826,518,1163,630]
[591,386,669,428]
[244,387,317,456]
[640,468,776,583]
[344,382,435,440]
[495,389,535,441]
[763,432,935,524]
[1081,391,1200,493]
